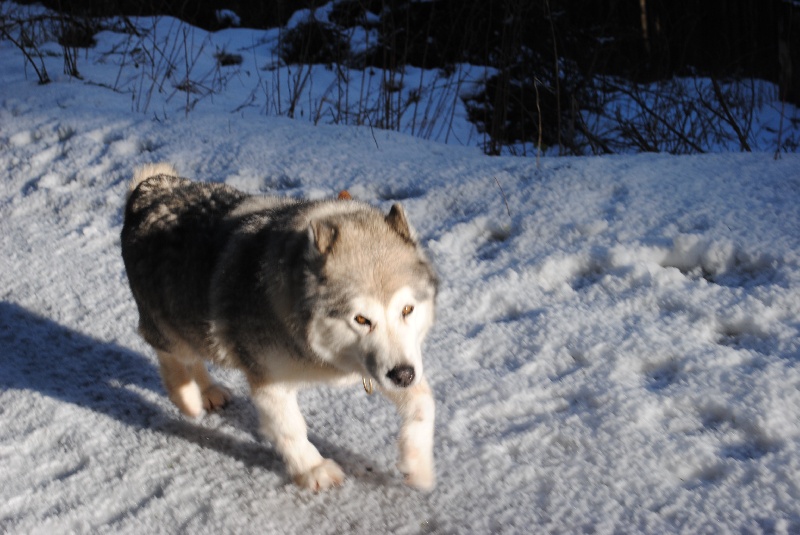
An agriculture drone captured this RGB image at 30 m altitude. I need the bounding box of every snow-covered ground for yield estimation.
[2,5,800,534]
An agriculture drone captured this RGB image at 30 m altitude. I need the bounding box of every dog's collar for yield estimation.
[362,377,374,395]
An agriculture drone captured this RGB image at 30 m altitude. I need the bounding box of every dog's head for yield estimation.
[305,203,438,391]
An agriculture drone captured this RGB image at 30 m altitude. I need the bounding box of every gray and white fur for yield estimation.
[121,163,438,491]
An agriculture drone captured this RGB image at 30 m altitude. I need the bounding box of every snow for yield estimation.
[2,5,800,534]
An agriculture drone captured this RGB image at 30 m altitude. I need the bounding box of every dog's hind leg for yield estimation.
[381,377,436,491]
[249,381,345,491]
[157,349,204,417]
[190,359,233,413]
[157,349,231,418]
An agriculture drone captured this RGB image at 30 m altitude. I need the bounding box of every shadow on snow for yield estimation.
[0,301,391,486]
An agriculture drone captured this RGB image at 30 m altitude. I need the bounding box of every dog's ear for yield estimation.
[309,220,338,255]
[385,203,414,243]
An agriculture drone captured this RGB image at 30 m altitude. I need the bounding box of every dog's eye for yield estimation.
[354,314,371,327]
[402,305,414,317]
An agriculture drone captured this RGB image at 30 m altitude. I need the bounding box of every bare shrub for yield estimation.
[0,4,53,84]
[280,20,349,66]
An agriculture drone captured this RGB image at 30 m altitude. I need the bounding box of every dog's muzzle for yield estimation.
[386,365,415,388]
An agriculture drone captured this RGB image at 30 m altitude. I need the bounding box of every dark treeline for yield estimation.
[28,0,797,97]
[19,0,798,154]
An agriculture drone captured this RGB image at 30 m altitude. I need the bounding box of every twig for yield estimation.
[0,20,50,84]
[775,98,785,160]
[493,176,511,219]
[544,0,562,154]
[533,76,543,166]
[613,81,706,153]
[710,78,751,151]
[365,113,380,150]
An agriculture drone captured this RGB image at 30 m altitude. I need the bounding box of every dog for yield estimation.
[121,163,438,491]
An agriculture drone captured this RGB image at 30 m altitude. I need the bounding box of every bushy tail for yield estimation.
[128,162,178,198]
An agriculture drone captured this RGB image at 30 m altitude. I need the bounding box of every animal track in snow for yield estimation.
[714,317,774,355]
[476,225,513,262]
[551,347,591,382]
[719,440,776,462]
[568,263,606,292]
[659,235,782,289]
[603,184,630,223]
[535,251,611,293]
[86,127,161,158]
[262,173,302,191]
[698,404,780,462]
[667,402,782,489]
[378,183,426,201]
[432,216,515,265]
[642,358,683,392]
[541,235,785,296]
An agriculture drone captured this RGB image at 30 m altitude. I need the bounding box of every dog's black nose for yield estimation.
[386,365,415,387]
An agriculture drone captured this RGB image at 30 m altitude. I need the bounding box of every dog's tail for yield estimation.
[128,162,179,199]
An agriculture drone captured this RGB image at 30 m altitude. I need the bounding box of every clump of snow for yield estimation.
[1,6,800,534]
[658,234,747,278]
[215,9,241,28]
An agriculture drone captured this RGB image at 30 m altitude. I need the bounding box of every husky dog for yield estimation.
[121,163,437,491]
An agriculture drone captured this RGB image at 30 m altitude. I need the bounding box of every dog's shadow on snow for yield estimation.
[0,302,393,487]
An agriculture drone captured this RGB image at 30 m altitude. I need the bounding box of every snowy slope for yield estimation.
[2,9,800,535]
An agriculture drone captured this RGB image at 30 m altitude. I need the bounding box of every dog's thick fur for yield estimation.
[121,163,438,491]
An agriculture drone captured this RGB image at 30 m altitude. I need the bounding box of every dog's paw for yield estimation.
[398,449,436,491]
[202,383,232,412]
[171,381,204,418]
[294,459,345,492]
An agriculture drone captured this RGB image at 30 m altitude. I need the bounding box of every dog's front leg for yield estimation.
[250,383,344,491]
[382,377,436,491]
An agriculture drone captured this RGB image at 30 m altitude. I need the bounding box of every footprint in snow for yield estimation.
[642,358,682,392]
[659,235,783,289]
